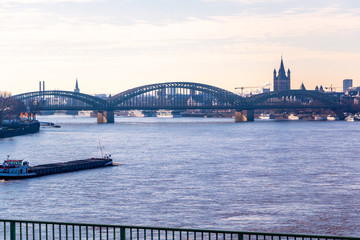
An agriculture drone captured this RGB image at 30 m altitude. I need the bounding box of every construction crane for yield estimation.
[324,85,341,92]
[235,86,261,95]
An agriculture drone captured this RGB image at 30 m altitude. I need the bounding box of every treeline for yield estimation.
[0,91,26,126]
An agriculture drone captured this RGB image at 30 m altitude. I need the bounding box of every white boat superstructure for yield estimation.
[0,158,36,179]
[78,111,92,116]
[327,115,339,121]
[288,114,300,120]
[156,110,181,118]
[128,110,145,117]
[259,113,274,120]
[345,114,355,122]
[345,114,360,122]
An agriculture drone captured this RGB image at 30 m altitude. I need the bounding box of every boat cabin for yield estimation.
[0,160,30,174]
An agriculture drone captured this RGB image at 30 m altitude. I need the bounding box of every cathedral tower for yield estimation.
[74,78,80,93]
[273,57,290,91]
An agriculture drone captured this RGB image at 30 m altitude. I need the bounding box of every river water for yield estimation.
[0,115,360,237]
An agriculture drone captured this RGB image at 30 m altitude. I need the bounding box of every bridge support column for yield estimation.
[331,109,345,120]
[97,110,114,124]
[235,110,254,122]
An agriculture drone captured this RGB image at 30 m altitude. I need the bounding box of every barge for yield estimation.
[0,120,40,138]
[0,155,113,180]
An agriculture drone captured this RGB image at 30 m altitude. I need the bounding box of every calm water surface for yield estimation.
[1,116,360,236]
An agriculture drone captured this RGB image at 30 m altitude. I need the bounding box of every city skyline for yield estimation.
[1,0,360,95]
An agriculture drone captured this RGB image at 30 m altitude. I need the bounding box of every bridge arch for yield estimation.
[109,82,242,108]
[13,91,107,110]
[246,90,340,109]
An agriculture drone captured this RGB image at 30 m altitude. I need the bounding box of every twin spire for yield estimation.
[276,56,290,76]
[74,78,80,93]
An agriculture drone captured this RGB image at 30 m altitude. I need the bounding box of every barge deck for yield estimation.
[30,158,113,177]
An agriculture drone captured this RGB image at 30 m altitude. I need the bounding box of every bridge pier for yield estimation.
[331,109,345,120]
[235,110,254,122]
[97,110,114,124]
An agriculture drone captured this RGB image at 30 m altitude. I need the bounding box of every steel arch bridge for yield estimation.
[109,82,242,109]
[241,90,340,110]
[12,82,341,112]
[14,90,107,111]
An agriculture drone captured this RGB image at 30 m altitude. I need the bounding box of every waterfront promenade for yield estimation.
[1,219,359,240]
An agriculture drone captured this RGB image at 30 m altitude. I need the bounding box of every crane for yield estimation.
[235,86,266,95]
[324,85,341,92]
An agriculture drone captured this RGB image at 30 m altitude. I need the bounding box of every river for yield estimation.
[0,115,360,236]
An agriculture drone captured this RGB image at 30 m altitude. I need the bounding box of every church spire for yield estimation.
[278,56,287,79]
[74,78,80,93]
[279,57,285,71]
[273,56,291,91]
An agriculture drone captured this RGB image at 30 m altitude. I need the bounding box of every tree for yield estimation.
[0,92,26,126]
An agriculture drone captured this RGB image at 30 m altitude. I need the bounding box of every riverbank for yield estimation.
[0,120,40,138]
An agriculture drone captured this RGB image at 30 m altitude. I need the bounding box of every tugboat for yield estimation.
[0,156,37,179]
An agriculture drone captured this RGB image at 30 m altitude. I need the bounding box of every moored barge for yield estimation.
[0,155,113,180]
[0,120,40,138]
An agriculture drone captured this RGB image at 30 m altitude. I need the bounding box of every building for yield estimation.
[94,94,109,100]
[343,79,353,92]
[273,57,291,91]
[262,87,270,93]
[300,83,306,91]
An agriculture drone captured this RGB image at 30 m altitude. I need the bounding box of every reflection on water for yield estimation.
[1,115,360,236]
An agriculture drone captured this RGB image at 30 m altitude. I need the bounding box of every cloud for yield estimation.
[1,0,95,3]
[201,0,288,4]
[1,6,360,53]
[1,4,360,90]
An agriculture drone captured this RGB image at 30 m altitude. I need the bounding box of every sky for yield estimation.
[1,0,360,95]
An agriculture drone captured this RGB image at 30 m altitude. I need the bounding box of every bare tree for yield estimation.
[0,92,26,126]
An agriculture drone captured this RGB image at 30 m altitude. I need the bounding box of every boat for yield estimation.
[258,113,274,120]
[327,115,339,121]
[128,110,145,117]
[288,113,300,120]
[0,146,113,180]
[314,114,326,121]
[345,114,360,122]
[0,120,40,138]
[345,114,355,122]
[78,110,93,116]
[40,122,60,128]
[156,110,182,118]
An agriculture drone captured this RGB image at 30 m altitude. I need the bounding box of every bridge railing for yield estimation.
[1,219,359,240]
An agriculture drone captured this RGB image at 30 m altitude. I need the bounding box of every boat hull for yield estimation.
[0,173,37,180]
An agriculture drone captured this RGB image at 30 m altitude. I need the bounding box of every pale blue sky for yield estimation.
[1,0,360,94]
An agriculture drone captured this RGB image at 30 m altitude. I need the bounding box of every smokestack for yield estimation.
[39,81,42,92]
[43,81,45,92]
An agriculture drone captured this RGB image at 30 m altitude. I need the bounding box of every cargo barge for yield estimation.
[0,120,40,138]
[0,155,113,180]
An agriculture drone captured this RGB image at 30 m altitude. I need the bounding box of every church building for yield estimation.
[273,57,291,91]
